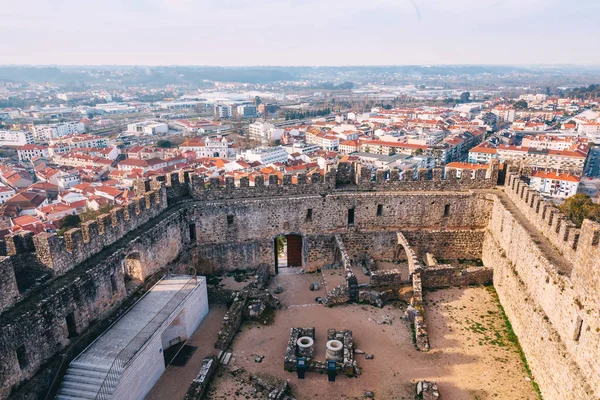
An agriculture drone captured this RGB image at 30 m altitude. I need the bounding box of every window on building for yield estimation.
[444,204,451,217]
[227,215,234,227]
[376,204,383,217]
[306,209,313,222]
[348,208,355,226]
[16,345,28,370]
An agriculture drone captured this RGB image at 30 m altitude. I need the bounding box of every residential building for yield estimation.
[240,147,289,165]
[215,104,233,119]
[0,183,16,204]
[468,143,498,164]
[31,122,85,140]
[248,121,284,144]
[17,145,50,162]
[530,171,580,199]
[0,130,34,146]
[445,162,490,178]
[236,104,258,118]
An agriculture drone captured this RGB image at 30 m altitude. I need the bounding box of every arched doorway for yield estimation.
[274,234,303,274]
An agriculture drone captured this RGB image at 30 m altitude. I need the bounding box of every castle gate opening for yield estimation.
[274,234,303,274]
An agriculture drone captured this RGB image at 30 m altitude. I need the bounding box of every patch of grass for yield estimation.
[486,286,543,399]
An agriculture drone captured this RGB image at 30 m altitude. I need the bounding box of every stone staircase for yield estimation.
[55,361,116,400]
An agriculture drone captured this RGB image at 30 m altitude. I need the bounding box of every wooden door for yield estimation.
[286,235,302,267]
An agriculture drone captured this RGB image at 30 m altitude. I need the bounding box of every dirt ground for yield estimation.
[146,276,538,400]
[145,304,227,400]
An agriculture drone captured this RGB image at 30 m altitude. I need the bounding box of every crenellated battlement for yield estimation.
[189,170,337,201]
[353,161,499,191]
[187,161,500,202]
[504,173,600,278]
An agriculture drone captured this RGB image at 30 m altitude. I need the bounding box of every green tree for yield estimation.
[156,140,172,148]
[460,92,471,103]
[558,194,600,227]
[57,214,82,236]
[513,100,528,110]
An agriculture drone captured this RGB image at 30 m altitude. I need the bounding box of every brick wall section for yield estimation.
[484,192,599,399]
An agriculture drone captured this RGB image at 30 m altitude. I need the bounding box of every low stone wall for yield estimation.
[184,356,219,400]
[215,291,248,351]
[370,269,406,287]
[420,265,493,288]
[410,272,429,352]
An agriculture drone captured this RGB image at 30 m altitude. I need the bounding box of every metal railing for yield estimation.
[95,275,198,399]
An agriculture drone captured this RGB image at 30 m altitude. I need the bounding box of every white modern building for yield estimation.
[530,171,580,199]
[236,104,258,118]
[0,130,34,146]
[248,121,284,144]
[126,121,169,136]
[283,142,320,155]
[240,146,289,165]
[32,121,85,140]
[214,104,233,119]
[56,275,208,400]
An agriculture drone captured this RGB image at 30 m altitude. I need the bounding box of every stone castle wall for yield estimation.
[0,205,191,399]
[189,191,492,273]
[482,180,600,399]
[0,161,503,398]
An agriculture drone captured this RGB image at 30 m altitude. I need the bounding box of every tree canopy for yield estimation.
[156,140,172,148]
[558,194,600,228]
[513,100,528,110]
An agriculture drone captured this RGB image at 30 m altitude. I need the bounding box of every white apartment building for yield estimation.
[578,122,600,143]
[49,134,109,150]
[468,144,498,164]
[283,142,320,155]
[236,104,258,118]
[240,146,289,165]
[0,130,34,146]
[248,121,284,144]
[530,171,580,199]
[492,107,516,122]
[126,121,169,136]
[32,121,85,140]
[0,183,16,204]
[17,144,50,162]
[215,104,233,119]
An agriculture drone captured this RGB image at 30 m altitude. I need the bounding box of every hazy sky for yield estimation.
[1,0,599,66]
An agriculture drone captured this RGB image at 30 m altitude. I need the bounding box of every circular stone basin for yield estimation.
[297,336,314,348]
[326,339,343,351]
